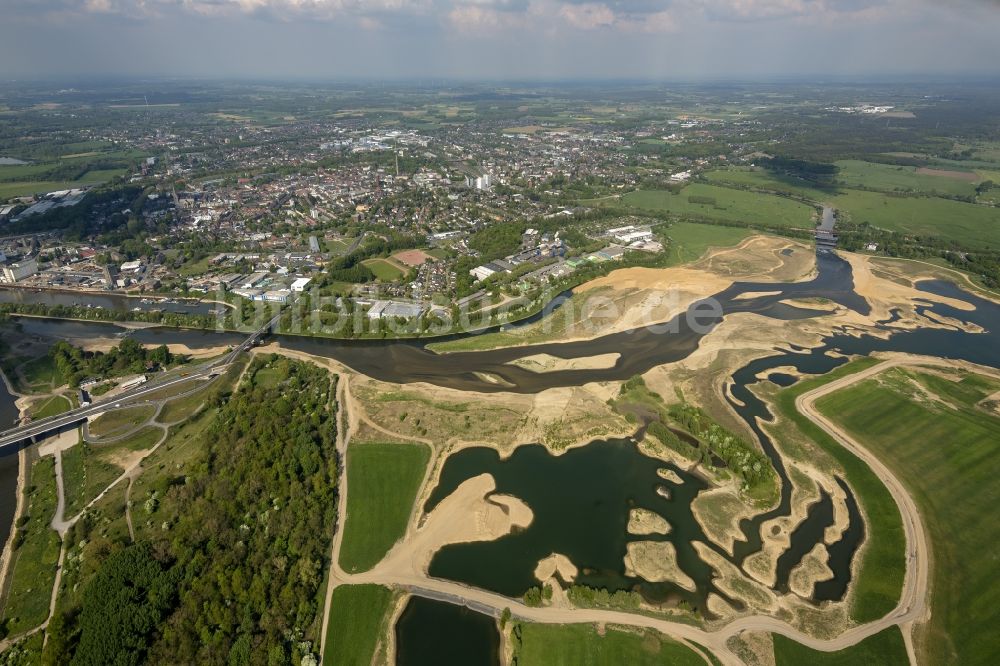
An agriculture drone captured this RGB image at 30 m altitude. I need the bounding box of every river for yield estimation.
[1,247,999,631]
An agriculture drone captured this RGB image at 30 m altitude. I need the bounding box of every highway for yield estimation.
[0,314,280,452]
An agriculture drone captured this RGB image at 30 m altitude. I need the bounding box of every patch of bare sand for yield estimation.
[733,291,783,301]
[846,252,976,322]
[694,237,815,282]
[691,486,760,557]
[534,553,578,584]
[374,474,532,576]
[734,632,776,666]
[508,352,620,372]
[788,543,835,599]
[36,428,79,457]
[624,541,696,592]
[628,508,671,536]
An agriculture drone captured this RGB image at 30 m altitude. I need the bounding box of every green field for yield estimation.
[338,441,431,572]
[834,160,979,197]
[816,366,1000,665]
[662,221,754,265]
[770,358,906,623]
[88,404,156,439]
[773,627,907,665]
[362,257,407,281]
[0,168,126,200]
[516,623,705,666]
[0,457,61,635]
[18,355,64,391]
[61,441,125,517]
[322,585,393,666]
[703,167,838,202]
[615,183,817,228]
[30,394,71,419]
[830,188,1000,248]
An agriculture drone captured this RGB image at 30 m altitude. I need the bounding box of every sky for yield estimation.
[2,0,1000,80]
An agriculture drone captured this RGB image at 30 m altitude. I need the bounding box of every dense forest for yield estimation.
[42,357,339,665]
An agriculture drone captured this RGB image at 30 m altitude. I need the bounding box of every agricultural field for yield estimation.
[514,623,705,666]
[702,167,839,202]
[0,168,127,200]
[816,366,1000,665]
[834,160,980,197]
[616,183,817,229]
[322,585,393,666]
[829,188,1000,249]
[338,441,431,572]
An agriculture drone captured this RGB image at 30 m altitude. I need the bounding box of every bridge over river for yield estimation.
[0,314,280,453]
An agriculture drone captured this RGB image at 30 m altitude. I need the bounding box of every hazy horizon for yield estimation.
[2,1,1000,81]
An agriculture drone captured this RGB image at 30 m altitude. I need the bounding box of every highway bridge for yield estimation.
[0,314,281,453]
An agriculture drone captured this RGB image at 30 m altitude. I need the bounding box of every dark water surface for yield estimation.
[3,251,1000,619]
[395,596,500,666]
[0,287,228,316]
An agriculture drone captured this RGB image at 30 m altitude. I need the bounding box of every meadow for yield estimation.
[322,585,393,666]
[661,221,754,265]
[515,623,705,666]
[772,627,906,665]
[770,358,906,624]
[338,441,431,572]
[834,160,979,197]
[817,367,1000,665]
[829,188,1000,248]
[618,183,817,229]
[0,457,61,635]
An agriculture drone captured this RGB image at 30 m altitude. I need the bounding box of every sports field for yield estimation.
[362,257,407,281]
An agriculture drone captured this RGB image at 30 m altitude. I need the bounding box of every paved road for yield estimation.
[0,314,279,451]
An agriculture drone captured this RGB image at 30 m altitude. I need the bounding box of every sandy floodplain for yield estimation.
[372,474,532,577]
[624,541,697,592]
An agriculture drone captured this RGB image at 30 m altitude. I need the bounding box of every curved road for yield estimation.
[321,356,967,665]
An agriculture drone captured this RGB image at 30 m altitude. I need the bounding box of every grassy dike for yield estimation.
[769,357,906,624]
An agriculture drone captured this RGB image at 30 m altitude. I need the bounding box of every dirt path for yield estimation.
[321,355,984,665]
